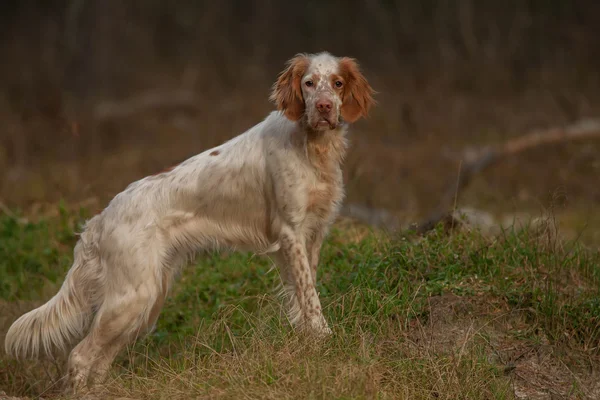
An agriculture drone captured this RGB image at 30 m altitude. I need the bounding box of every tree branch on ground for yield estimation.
[342,118,600,234]
[413,118,600,234]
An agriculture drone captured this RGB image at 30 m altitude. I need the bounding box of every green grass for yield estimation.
[1,205,599,399]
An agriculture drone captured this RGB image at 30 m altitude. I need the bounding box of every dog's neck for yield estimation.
[297,120,349,170]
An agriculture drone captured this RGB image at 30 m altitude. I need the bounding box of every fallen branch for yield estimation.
[413,118,600,234]
[93,89,200,121]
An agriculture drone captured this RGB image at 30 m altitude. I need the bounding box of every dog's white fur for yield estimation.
[4,51,375,392]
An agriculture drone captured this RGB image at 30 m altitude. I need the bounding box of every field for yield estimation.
[2,2,600,399]
[1,204,599,399]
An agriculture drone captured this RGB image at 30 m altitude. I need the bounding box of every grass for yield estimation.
[1,205,599,399]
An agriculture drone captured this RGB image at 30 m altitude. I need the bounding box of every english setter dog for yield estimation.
[5,51,375,392]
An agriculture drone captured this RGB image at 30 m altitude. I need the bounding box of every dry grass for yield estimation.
[100,312,510,399]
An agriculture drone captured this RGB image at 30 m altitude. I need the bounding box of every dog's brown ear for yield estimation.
[339,57,376,123]
[270,54,310,121]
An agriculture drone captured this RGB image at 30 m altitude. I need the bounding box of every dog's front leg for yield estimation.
[306,229,326,287]
[279,227,331,336]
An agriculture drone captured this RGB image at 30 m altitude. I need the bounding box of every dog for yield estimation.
[5,51,375,392]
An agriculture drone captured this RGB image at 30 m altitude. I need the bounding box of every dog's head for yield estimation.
[270,52,375,131]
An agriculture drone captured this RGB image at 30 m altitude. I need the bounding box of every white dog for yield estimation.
[5,51,375,392]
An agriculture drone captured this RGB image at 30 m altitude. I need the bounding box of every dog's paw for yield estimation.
[307,315,332,337]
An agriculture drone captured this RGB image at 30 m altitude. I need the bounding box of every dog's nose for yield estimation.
[316,99,332,113]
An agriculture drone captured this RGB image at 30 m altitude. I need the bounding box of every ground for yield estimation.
[0,205,599,399]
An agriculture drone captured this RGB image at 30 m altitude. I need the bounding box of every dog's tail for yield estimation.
[5,221,103,359]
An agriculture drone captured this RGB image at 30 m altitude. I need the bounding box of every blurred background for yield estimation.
[1,0,599,239]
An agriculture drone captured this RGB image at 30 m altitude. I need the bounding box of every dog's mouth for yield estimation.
[314,117,337,130]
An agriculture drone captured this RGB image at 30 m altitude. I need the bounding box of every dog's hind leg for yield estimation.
[66,267,171,394]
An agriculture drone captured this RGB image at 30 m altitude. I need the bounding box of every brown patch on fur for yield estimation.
[338,57,376,123]
[270,54,310,121]
[312,73,321,84]
[149,163,179,178]
[210,150,220,156]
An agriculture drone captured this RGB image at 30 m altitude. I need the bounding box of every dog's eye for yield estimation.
[305,80,314,87]
[335,81,343,88]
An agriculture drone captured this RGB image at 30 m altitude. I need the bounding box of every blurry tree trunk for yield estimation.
[64,0,122,156]
[64,0,118,102]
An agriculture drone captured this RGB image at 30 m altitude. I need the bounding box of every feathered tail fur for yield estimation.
[4,221,103,360]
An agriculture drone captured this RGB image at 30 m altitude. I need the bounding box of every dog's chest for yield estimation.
[305,165,343,220]
[303,134,346,221]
